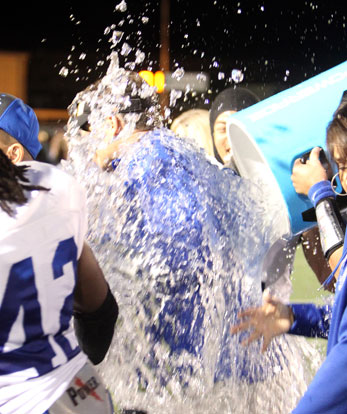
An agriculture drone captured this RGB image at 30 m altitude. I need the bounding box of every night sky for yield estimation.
[0,0,346,109]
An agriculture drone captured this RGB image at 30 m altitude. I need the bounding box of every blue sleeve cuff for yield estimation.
[308,180,335,207]
[288,303,331,339]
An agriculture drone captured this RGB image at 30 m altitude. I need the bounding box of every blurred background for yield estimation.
[0,1,345,115]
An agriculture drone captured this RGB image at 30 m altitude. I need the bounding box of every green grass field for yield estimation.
[290,244,332,304]
[290,244,333,355]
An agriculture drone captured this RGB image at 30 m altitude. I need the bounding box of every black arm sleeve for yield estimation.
[73,285,118,365]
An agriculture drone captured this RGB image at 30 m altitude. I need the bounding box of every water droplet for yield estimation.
[142,16,149,24]
[79,53,86,60]
[121,43,132,56]
[135,50,145,64]
[59,66,69,77]
[196,73,207,82]
[169,89,183,106]
[164,108,171,119]
[124,61,136,70]
[111,31,124,45]
[231,69,244,83]
[115,0,127,12]
[218,72,225,80]
[106,52,119,75]
[172,67,185,81]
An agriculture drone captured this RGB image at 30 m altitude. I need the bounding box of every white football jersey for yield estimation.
[0,161,88,414]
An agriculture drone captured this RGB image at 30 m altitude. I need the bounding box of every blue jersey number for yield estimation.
[0,237,79,375]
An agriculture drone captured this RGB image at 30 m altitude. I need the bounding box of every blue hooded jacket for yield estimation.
[107,129,282,387]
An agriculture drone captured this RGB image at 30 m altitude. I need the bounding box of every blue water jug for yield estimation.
[227,60,347,236]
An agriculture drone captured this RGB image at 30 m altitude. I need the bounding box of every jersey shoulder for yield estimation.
[20,161,86,211]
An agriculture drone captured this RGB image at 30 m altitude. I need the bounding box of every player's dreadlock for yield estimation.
[0,149,49,216]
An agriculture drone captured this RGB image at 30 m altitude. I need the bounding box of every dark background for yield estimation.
[0,0,345,110]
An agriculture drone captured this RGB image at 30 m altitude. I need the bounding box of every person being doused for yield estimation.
[62,61,322,412]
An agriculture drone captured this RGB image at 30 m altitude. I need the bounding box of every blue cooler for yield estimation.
[227,60,347,236]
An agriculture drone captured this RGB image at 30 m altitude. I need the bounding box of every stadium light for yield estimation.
[139,70,165,93]
[139,70,210,93]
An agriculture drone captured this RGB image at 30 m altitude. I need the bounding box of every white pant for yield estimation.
[48,361,114,414]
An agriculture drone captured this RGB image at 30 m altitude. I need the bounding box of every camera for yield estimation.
[299,147,347,223]
[299,147,333,180]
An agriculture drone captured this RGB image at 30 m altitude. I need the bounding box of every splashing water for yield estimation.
[231,69,244,83]
[62,54,323,414]
[115,0,127,13]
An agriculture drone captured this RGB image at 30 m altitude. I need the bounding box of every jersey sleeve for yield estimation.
[19,162,88,259]
[292,305,347,413]
[69,177,88,259]
[288,303,331,339]
[52,165,88,260]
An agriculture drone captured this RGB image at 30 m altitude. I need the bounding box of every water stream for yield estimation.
[62,55,324,414]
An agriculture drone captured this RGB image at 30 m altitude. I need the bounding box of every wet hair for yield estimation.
[70,71,161,132]
[327,91,347,163]
[0,149,49,216]
[120,71,162,130]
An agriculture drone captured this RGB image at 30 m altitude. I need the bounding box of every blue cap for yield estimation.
[0,93,41,159]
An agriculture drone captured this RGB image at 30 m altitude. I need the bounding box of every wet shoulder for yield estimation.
[129,128,216,179]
